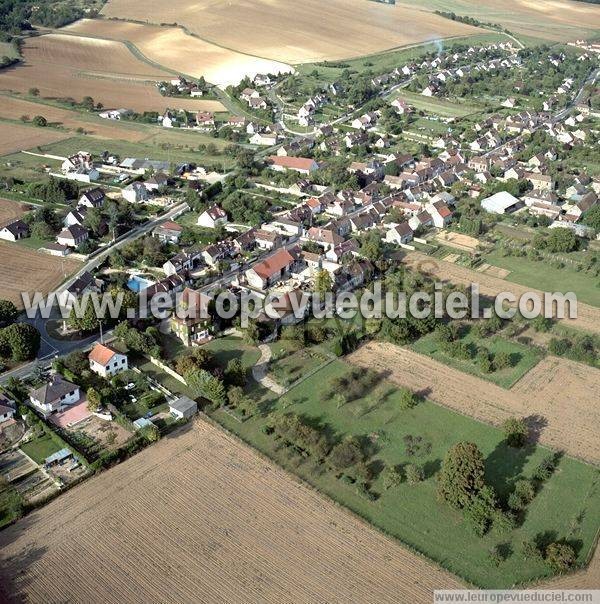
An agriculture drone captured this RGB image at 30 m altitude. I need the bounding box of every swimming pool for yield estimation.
[127,274,156,292]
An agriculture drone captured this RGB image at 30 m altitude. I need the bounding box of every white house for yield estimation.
[0,219,29,242]
[197,205,228,228]
[0,393,15,424]
[122,182,150,204]
[29,375,81,417]
[385,222,413,245]
[79,187,105,208]
[88,343,128,378]
[57,225,89,248]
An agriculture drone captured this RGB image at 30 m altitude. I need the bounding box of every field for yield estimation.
[0,122,69,156]
[0,34,226,112]
[435,231,481,252]
[212,356,600,587]
[0,418,464,603]
[64,19,293,86]
[348,342,600,465]
[392,90,483,118]
[396,0,600,43]
[0,240,81,308]
[0,198,26,225]
[403,251,600,334]
[99,0,482,64]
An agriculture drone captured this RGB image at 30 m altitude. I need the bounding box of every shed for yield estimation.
[169,396,197,420]
[44,448,73,466]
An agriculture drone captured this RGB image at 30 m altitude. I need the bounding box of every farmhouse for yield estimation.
[89,343,128,378]
[481,191,523,214]
[29,375,81,417]
[169,396,198,420]
[0,219,29,242]
[267,156,320,175]
[197,205,228,228]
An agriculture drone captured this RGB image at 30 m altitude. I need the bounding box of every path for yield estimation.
[251,344,285,395]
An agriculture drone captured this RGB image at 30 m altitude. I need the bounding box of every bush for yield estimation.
[405,464,424,485]
[533,455,556,482]
[508,479,536,511]
[522,539,542,561]
[381,465,403,490]
[398,387,418,410]
[493,351,511,370]
[464,485,497,537]
[545,542,576,573]
[548,337,571,356]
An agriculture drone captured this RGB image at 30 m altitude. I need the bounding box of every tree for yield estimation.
[83,207,103,236]
[28,87,39,97]
[87,387,101,412]
[405,464,424,485]
[81,96,95,111]
[545,542,575,573]
[0,299,18,326]
[382,465,403,489]
[224,358,246,387]
[0,323,41,361]
[398,387,418,409]
[185,368,226,405]
[437,442,485,509]
[68,299,100,333]
[30,221,54,240]
[314,269,333,293]
[464,485,497,536]
[494,350,511,370]
[329,436,365,471]
[140,424,160,443]
[502,417,528,448]
[582,205,600,232]
[32,115,47,127]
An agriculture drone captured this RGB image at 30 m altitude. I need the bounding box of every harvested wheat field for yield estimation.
[0,198,27,225]
[0,95,147,141]
[0,419,463,603]
[0,34,225,112]
[0,241,81,308]
[348,342,600,465]
[64,19,292,87]
[435,231,481,252]
[99,0,482,64]
[0,122,69,156]
[403,251,600,335]
[398,0,600,43]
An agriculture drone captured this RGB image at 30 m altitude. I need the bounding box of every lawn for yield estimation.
[20,434,62,465]
[410,328,543,388]
[202,336,261,370]
[390,90,483,118]
[483,249,600,308]
[211,358,600,588]
[267,345,332,388]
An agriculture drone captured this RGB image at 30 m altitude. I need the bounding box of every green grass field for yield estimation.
[391,90,483,118]
[411,329,543,388]
[483,250,600,308]
[202,336,262,370]
[211,358,600,588]
[20,434,62,465]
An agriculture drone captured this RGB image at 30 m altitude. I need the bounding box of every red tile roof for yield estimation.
[252,248,295,279]
[88,343,118,366]
[267,156,317,171]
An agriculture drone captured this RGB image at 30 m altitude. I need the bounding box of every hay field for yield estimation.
[64,19,293,86]
[0,419,463,603]
[348,342,600,465]
[396,0,600,42]
[0,241,81,308]
[403,251,600,335]
[0,122,69,156]
[0,95,148,141]
[0,34,226,112]
[99,0,482,64]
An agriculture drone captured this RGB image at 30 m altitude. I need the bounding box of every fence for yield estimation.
[149,356,187,385]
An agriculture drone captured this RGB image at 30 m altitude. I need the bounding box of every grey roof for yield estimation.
[30,375,78,405]
[1,219,28,237]
[169,396,197,414]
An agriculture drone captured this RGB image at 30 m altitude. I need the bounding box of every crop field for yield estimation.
[396,0,600,43]
[0,241,81,308]
[64,19,293,86]
[0,419,463,603]
[0,122,69,156]
[348,342,600,465]
[0,34,226,112]
[402,251,600,334]
[0,198,27,226]
[99,0,482,64]
[0,95,149,142]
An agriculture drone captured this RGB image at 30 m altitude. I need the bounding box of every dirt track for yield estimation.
[348,342,600,465]
[0,418,463,603]
[403,252,600,335]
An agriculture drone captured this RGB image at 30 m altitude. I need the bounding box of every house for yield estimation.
[250,132,279,146]
[426,201,453,228]
[253,74,271,87]
[385,222,413,245]
[169,396,197,420]
[325,239,359,263]
[391,98,412,115]
[170,287,212,346]
[65,270,102,301]
[502,97,517,108]
[408,211,434,231]
[227,116,246,128]
[0,219,29,242]
[88,343,128,378]
[196,112,215,128]
[144,172,169,192]
[57,224,89,248]
[0,393,15,424]
[249,97,268,110]
[267,156,320,175]
[153,221,183,244]
[254,229,282,250]
[122,182,150,203]
[61,152,99,182]
[163,250,203,276]
[64,206,88,228]
[241,87,260,102]
[40,242,70,257]
[29,375,80,417]
[481,191,522,214]
[197,205,228,228]
[526,172,555,192]
[245,247,298,290]
[79,187,105,208]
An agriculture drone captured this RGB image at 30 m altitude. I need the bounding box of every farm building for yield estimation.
[481,191,523,214]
